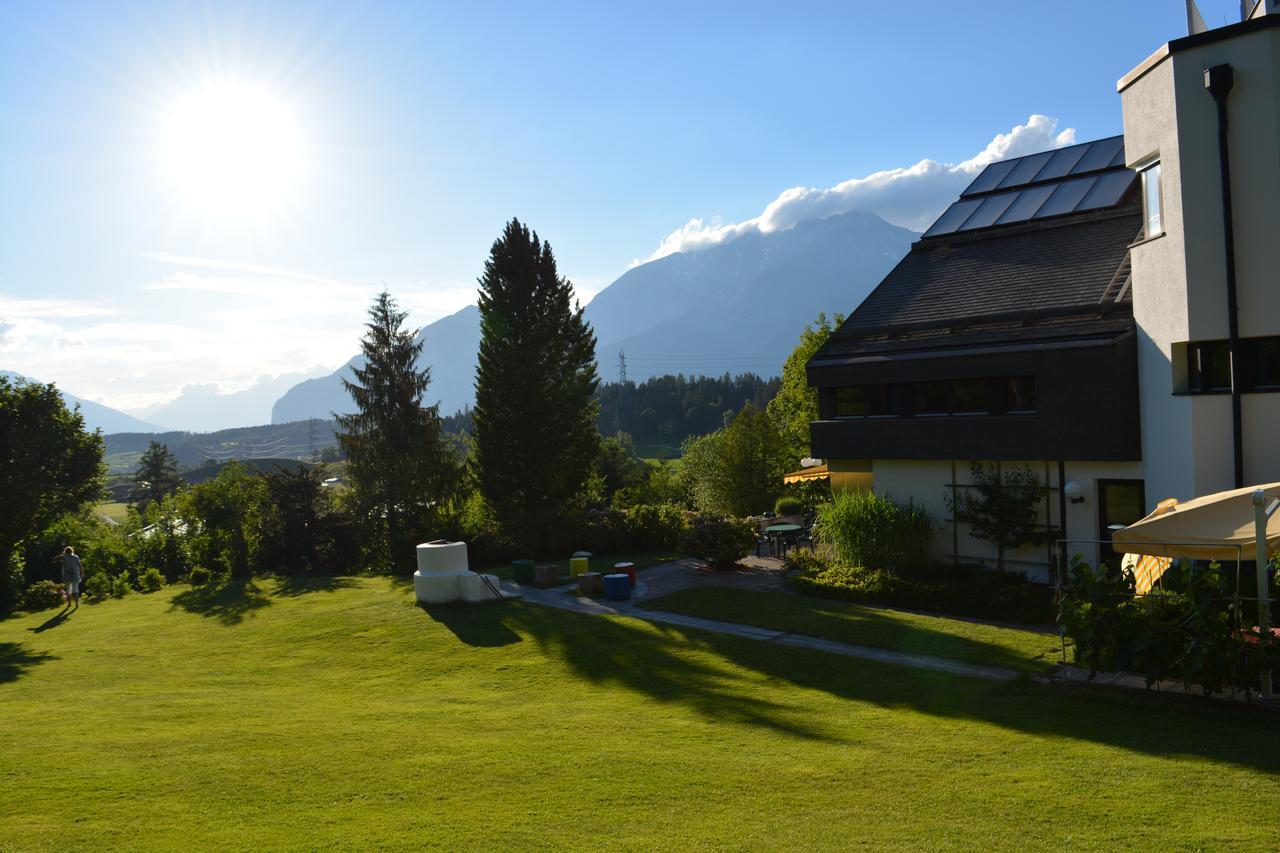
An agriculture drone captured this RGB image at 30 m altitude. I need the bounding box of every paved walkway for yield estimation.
[498,561,1276,703]
[498,573,1021,682]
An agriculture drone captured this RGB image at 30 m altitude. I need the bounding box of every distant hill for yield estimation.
[1,370,161,434]
[271,208,917,422]
[142,368,329,432]
[104,420,340,473]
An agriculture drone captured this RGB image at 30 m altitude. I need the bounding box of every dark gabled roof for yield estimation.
[810,136,1145,368]
[814,206,1142,362]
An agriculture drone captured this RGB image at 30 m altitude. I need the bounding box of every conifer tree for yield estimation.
[473,219,600,552]
[337,291,458,571]
[130,440,182,509]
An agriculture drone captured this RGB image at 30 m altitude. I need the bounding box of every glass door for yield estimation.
[1098,479,1146,568]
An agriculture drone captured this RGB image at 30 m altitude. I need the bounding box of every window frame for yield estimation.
[1140,160,1163,239]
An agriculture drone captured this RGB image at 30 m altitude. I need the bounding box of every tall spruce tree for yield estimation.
[130,440,182,509]
[473,219,600,552]
[337,290,458,572]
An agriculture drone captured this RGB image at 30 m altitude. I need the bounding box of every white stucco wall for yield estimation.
[868,458,1143,583]
[1121,25,1280,500]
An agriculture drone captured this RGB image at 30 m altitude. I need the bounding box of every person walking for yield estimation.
[60,546,84,608]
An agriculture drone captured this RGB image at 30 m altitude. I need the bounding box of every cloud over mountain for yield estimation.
[645,115,1076,261]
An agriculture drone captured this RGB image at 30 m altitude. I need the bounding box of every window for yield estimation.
[1004,376,1037,413]
[834,385,894,418]
[1141,161,1162,238]
[950,380,988,415]
[913,382,949,416]
[1186,337,1280,393]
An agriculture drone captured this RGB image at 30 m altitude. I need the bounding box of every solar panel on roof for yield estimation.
[996,150,1055,190]
[956,192,1020,230]
[1070,136,1124,174]
[922,198,983,238]
[1030,144,1090,182]
[960,159,1018,197]
[1107,146,1127,168]
[1078,169,1136,209]
[1033,175,1098,219]
[993,184,1055,225]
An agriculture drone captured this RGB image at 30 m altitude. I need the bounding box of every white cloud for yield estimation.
[642,114,1076,262]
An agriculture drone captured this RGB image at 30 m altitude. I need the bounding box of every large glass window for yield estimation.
[834,385,894,418]
[1188,340,1232,392]
[1253,338,1280,389]
[1005,376,1037,413]
[1141,161,1162,237]
[950,380,988,415]
[913,382,949,416]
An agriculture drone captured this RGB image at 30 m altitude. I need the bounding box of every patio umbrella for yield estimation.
[1111,482,1280,560]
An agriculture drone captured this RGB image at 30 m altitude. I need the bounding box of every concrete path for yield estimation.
[499,576,1021,682]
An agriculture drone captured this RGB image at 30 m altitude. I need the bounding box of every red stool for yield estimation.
[614,561,636,587]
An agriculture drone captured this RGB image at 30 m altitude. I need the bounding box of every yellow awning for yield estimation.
[1111,482,1280,560]
[783,464,829,484]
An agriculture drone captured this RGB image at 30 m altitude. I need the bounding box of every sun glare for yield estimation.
[160,80,303,218]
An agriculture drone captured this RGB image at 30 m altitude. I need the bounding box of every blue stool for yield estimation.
[603,573,631,601]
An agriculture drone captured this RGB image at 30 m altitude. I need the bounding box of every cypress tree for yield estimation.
[473,219,600,552]
[337,290,457,571]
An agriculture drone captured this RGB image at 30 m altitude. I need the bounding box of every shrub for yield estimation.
[575,508,630,553]
[678,513,756,570]
[187,566,213,587]
[814,490,937,571]
[1058,555,1280,694]
[788,550,1055,625]
[138,568,165,593]
[83,572,112,600]
[625,503,689,549]
[774,496,804,517]
[110,574,132,598]
[19,580,65,611]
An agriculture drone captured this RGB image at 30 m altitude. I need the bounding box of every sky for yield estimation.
[0,0,1245,413]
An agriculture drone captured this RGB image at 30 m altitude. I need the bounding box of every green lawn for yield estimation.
[3,578,1279,849]
[95,501,130,522]
[641,587,1064,673]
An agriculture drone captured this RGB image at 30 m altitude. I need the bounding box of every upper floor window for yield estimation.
[834,384,895,418]
[1186,337,1280,393]
[1141,161,1162,238]
[831,376,1036,419]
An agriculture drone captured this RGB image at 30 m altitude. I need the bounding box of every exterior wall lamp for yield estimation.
[1064,481,1085,504]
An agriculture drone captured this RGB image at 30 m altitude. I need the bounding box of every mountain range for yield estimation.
[139,368,329,432]
[1,370,161,434]
[272,208,917,423]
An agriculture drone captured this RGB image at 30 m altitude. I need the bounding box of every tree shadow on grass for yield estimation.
[498,603,835,741]
[418,601,523,648]
[498,602,1280,772]
[169,580,272,626]
[271,575,359,598]
[0,641,57,684]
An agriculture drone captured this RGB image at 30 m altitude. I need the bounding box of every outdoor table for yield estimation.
[764,523,803,557]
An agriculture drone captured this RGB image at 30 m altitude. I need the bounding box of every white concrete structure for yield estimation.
[413,540,501,605]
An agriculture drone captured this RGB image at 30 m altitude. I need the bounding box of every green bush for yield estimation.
[187,566,213,587]
[110,574,132,598]
[677,513,756,570]
[1058,555,1280,694]
[83,572,112,600]
[20,580,66,611]
[774,496,804,516]
[626,503,689,549]
[788,550,1055,625]
[138,568,165,593]
[814,490,937,571]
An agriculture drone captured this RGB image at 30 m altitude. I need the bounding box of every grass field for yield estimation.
[3,578,1279,849]
[641,587,1064,673]
[94,501,130,522]
[474,550,679,581]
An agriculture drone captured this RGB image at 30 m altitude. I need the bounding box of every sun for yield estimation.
[160,79,304,218]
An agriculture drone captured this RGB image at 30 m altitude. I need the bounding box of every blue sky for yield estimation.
[0,0,1242,412]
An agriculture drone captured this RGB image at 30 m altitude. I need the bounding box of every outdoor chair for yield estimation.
[755,533,774,558]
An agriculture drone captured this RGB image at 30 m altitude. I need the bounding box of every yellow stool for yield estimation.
[569,556,589,577]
